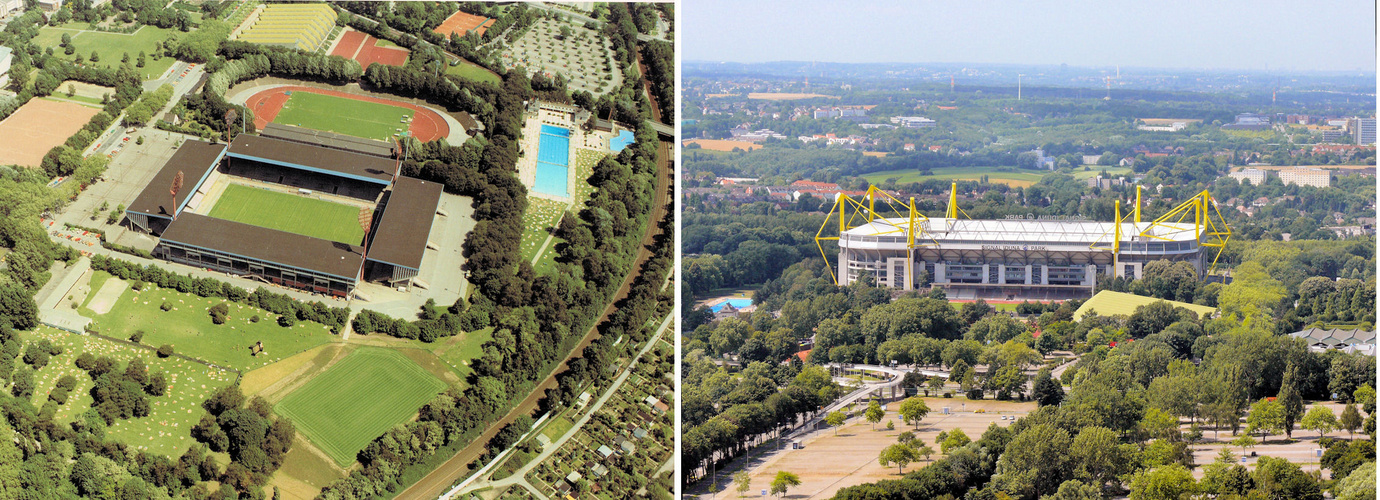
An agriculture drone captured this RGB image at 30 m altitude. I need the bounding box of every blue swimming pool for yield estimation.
[534,125,571,196]
[709,298,753,312]
[610,130,635,153]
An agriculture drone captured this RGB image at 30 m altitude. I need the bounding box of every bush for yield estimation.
[277,314,295,327]
[157,344,174,358]
[129,330,144,344]
[161,301,172,311]
[209,303,229,324]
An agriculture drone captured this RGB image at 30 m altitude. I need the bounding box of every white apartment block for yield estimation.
[1278,168,1332,188]
[1227,168,1268,185]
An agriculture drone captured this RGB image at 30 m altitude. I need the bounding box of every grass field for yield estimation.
[682,139,762,152]
[863,167,1046,188]
[33,25,180,80]
[208,184,366,244]
[276,347,447,466]
[24,327,237,457]
[81,271,338,371]
[445,58,502,85]
[272,91,414,141]
[520,197,566,264]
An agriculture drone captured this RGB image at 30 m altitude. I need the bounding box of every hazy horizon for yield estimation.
[685,0,1377,73]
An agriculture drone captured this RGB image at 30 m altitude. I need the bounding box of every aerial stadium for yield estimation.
[125,126,444,298]
[818,184,1231,300]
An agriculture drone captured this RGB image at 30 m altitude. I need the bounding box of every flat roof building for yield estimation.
[1227,168,1268,186]
[1278,167,1332,188]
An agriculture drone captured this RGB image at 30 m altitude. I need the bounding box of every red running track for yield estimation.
[242,86,448,142]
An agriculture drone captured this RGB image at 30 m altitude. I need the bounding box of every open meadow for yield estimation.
[33,24,180,80]
[80,271,338,371]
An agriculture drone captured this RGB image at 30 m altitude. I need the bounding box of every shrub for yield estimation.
[129,331,144,344]
[161,301,172,311]
[157,345,174,358]
[209,303,229,324]
[250,315,259,323]
[277,314,295,327]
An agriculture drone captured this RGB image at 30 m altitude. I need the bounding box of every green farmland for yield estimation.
[207,184,366,244]
[272,91,414,142]
[275,348,447,466]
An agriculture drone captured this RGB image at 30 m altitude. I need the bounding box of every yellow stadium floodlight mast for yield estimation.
[1134,185,1141,223]
[816,187,939,285]
[1138,189,1233,275]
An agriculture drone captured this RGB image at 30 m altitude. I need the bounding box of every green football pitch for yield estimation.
[272,91,415,142]
[206,184,365,244]
[275,348,447,466]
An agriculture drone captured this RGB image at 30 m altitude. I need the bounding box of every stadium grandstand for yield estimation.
[236,3,337,52]
[126,136,445,297]
[821,184,1231,300]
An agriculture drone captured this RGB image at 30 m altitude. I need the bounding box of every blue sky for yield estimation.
[684,0,1376,72]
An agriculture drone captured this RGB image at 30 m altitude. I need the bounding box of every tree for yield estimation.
[1129,464,1198,500]
[1247,398,1285,443]
[0,420,18,498]
[1355,385,1376,415]
[1231,433,1257,454]
[992,423,1073,498]
[1340,404,1362,439]
[769,471,800,497]
[878,443,919,474]
[1300,405,1337,440]
[939,427,971,453]
[897,397,930,429]
[825,410,846,435]
[1032,368,1065,407]
[89,50,99,62]
[732,471,750,496]
[864,400,884,430]
[1070,426,1134,490]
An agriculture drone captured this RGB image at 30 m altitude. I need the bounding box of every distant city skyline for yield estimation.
[685,0,1377,73]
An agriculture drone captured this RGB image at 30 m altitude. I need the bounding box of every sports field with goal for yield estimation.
[275,348,447,466]
[207,184,366,244]
[272,91,414,142]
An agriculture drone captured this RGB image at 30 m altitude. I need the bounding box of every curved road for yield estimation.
[395,138,672,500]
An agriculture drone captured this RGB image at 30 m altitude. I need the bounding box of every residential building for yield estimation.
[1277,167,1332,188]
[0,0,21,17]
[1351,117,1376,145]
[0,46,11,85]
[1227,168,1268,186]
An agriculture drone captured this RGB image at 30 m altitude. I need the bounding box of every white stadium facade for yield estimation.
[821,185,1230,300]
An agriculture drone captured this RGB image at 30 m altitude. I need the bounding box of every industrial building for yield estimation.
[820,185,1230,300]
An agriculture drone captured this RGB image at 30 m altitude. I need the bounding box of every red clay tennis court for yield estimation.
[330,30,408,68]
[434,10,494,38]
[243,86,448,142]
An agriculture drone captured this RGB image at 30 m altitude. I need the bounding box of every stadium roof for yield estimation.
[845,217,1201,245]
[366,176,443,271]
[127,140,227,219]
[1073,290,1217,321]
[1289,327,1376,350]
[161,213,364,280]
[227,134,395,185]
[260,123,395,158]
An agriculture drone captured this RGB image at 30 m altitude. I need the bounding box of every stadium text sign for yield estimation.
[1004,214,1089,221]
[981,245,1048,251]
